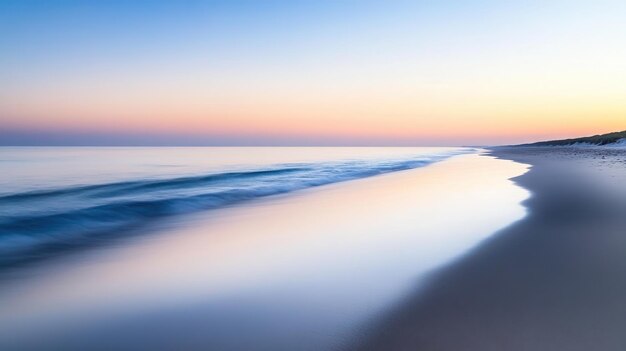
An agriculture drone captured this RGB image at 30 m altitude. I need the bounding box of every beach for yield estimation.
[1,146,623,350]
[357,146,626,351]
[3,1,625,349]
[0,149,528,351]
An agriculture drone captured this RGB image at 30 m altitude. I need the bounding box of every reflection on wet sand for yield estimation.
[0,153,529,351]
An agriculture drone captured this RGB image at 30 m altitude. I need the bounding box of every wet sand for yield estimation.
[0,153,528,351]
[357,147,626,351]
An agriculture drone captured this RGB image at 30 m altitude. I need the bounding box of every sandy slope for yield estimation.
[356,147,626,351]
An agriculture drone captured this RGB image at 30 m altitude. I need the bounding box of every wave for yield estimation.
[0,150,470,265]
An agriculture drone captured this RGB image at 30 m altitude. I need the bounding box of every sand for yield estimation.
[356,146,626,351]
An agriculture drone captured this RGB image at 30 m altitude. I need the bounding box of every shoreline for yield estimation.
[356,146,626,350]
[0,147,467,272]
[0,152,528,351]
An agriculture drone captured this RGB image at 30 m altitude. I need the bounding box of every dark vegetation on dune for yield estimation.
[521,130,626,146]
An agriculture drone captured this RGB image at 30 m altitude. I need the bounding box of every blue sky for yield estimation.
[1,0,625,145]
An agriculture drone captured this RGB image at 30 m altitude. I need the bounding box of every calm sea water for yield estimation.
[0,147,467,266]
[0,147,530,351]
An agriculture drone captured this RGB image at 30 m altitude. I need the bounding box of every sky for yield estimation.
[1,0,625,146]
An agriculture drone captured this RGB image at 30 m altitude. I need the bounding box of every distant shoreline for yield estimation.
[517,130,626,147]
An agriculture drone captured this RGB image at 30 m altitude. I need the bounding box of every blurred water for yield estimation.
[0,147,466,266]
[0,147,466,194]
[0,148,529,351]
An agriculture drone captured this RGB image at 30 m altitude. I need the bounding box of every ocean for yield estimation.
[0,147,529,351]
[0,147,467,266]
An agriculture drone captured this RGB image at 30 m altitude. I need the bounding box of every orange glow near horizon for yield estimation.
[3,87,624,144]
[1,1,625,145]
